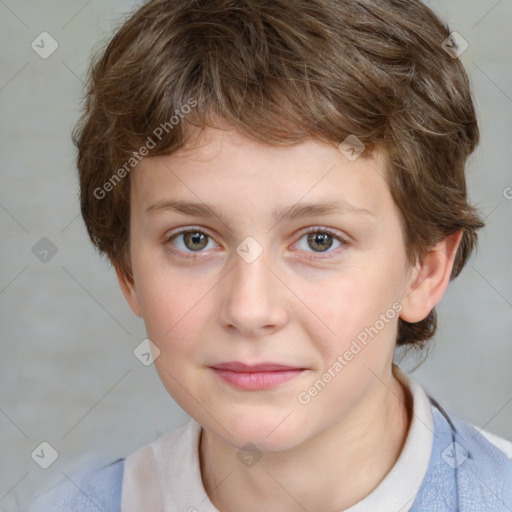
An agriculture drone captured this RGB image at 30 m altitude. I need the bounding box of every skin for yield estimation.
[116,125,462,511]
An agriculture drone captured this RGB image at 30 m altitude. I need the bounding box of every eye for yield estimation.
[166,228,218,254]
[165,226,346,259]
[293,228,346,258]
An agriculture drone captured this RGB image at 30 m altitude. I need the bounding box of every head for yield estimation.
[74,0,484,449]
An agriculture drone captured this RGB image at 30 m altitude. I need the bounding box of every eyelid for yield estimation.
[296,225,347,241]
[165,226,217,241]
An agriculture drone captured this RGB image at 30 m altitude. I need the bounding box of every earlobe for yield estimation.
[115,265,143,318]
[400,230,463,323]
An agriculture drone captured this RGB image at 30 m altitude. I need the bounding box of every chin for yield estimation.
[208,410,312,453]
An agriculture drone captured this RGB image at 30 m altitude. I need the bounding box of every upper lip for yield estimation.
[210,362,305,372]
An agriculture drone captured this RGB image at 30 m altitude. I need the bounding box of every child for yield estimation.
[29,0,512,510]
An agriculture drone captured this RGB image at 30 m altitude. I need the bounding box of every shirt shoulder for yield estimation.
[27,458,124,512]
[479,428,512,461]
[411,400,512,511]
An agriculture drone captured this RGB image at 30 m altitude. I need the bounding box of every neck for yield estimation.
[199,366,412,512]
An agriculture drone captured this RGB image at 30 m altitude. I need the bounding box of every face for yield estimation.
[120,126,418,452]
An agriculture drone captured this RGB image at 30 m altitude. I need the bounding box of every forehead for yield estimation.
[131,127,394,222]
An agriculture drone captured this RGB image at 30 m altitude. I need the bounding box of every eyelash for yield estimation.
[164,226,347,260]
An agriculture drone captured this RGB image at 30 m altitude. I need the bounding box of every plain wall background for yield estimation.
[0,0,511,509]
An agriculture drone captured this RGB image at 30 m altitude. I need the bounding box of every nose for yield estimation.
[219,249,289,338]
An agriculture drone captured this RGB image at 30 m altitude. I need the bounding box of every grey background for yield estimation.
[0,0,511,509]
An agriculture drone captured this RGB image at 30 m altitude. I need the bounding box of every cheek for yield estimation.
[302,268,402,367]
[308,270,396,330]
[137,271,219,370]
[135,268,195,340]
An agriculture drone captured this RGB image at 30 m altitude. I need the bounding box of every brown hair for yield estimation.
[74,0,484,348]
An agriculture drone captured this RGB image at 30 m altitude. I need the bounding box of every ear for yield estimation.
[400,230,463,323]
[115,264,142,318]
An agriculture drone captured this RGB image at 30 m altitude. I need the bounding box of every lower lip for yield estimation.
[211,369,305,390]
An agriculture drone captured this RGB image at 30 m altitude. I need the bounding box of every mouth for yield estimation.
[209,361,308,390]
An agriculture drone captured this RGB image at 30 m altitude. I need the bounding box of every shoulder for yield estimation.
[121,420,203,510]
[27,458,124,512]
[417,400,512,510]
[479,427,512,461]
[447,408,512,468]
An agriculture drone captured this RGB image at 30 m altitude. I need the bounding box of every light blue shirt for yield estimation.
[27,398,512,511]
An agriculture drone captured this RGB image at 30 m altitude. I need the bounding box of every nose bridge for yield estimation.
[220,245,287,334]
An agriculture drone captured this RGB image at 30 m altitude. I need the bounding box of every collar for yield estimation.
[121,366,434,512]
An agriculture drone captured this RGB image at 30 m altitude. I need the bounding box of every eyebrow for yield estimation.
[146,199,375,224]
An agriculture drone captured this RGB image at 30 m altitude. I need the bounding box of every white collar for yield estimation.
[344,366,434,511]
[121,367,434,512]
